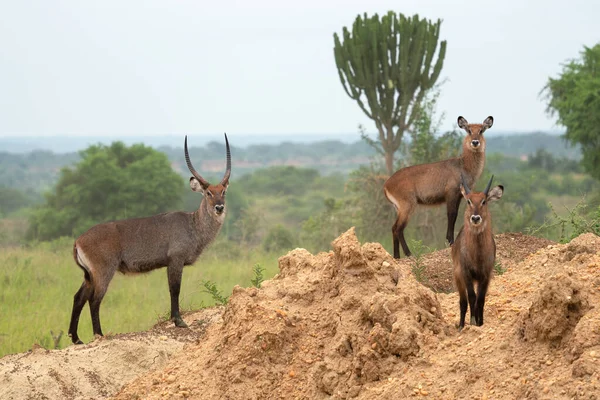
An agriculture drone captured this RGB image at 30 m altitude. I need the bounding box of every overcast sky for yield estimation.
[0,0,597,137]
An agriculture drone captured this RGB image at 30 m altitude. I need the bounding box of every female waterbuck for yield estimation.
[383,115,493,258]
[452,174,503,329]
[68,134,231,344]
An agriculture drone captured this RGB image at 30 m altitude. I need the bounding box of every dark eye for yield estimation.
[206,191,213,197]
[482,200,486,205]
[467,199,472,206]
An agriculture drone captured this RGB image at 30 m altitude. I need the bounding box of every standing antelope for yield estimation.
[383,116,494,258]
[452,174,503,329]
[68,134,231,344]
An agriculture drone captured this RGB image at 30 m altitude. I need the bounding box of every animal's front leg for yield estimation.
[475,279,490,326]
[446,195,461,245]
[168,264,188,328]
[458,291,468,330]
[466,279,477,326]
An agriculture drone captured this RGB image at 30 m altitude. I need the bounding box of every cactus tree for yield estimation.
[334,12,447,175]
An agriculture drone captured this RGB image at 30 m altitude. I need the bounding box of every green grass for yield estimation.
[0,241,280,357]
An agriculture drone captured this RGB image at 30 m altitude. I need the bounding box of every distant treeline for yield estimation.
[0,133,580,193]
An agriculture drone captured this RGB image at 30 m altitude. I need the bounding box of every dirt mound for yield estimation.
[0,308,222,400]
[398,232,556,293]
[113,228,450,399]
[2,230,599,399]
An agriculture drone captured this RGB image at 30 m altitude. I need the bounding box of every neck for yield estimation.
[461,147,485,182]
[463,217,492,241]
[193,200,225,235]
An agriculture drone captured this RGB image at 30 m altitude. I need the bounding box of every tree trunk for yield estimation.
[384,150,395,176]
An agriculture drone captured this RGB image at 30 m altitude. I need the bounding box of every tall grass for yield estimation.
[0,238,281,357]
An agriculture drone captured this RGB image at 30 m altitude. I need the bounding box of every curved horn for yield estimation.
[460,173,471,194]
[184,136,210,188]
[484,175,494,195]
[220,133,231,186]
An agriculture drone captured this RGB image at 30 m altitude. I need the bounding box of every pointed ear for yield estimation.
[487,185,504,202]
[483,116,494,129]
[460,184,469,199]
[457,116,469,130]
[190,177,205,193]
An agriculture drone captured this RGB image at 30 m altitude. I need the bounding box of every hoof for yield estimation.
[174,318,189,328]
[470,316,477,326]
[73,339,84,345]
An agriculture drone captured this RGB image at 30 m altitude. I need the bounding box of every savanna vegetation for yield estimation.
[0,13,598,358]
[2,130,598,356]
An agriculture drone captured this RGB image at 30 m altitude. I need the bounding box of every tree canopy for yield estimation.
[333,11,447,175]
[543,43,600,180]
[27,142,184,241]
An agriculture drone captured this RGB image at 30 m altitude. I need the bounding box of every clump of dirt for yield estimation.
[518,272,589,344]
[2,230,599,400]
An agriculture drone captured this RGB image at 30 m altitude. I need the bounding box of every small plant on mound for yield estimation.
[408,239,431,283]
[34,330,64,350]
[250,263,265,288]
[155,310,171,324]
[494,260,506,276]
[201,280,229,305]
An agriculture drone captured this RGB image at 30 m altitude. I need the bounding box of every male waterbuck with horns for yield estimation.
[383,116,494,258]
[452,174,503,329]
[68,134,231,344]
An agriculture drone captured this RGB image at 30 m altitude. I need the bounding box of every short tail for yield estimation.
[73,242,92,283]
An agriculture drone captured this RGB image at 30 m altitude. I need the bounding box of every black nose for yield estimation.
[471,140,480,147]
[215,205,224,213]
[471,215,481,223]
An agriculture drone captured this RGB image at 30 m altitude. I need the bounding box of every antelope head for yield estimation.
[460,174,503,232]
[184,134,231,217]
[457,116,494,153]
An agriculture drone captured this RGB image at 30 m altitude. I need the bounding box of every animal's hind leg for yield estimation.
[89,269,116,339]
[392,220,401,259]
[392,204,414,258]
[397,222,411,258]
[69,281,93,344]
[392,219,412,258]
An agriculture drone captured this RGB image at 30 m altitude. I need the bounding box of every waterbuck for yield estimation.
[68,134,231,344]
[452,174,503,329]
[383,115,493,258]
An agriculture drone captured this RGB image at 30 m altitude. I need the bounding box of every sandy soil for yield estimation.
[1,229,599,400]
[0,308,223,400]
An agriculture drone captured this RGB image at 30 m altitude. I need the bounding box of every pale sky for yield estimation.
[0,0,597,137]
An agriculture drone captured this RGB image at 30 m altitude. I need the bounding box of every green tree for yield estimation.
[27,142,184,241]
[262,224,295,253]
[333,11,447,175]
[542,43,600,180]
